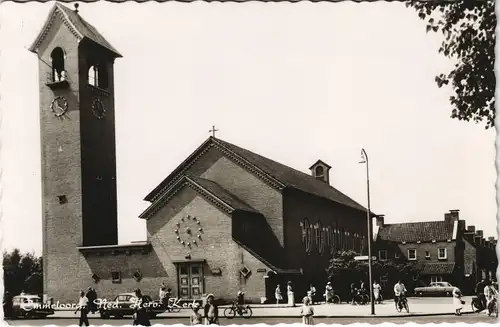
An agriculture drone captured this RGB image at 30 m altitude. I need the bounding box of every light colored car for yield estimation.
[11,294,54,318]
[414,282,455,297]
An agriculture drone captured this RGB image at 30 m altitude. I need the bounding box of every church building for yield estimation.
[32,3,372,304]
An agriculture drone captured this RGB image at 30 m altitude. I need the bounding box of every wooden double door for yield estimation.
[178,262,204,299]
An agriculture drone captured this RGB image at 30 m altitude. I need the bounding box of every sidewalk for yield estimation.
[50,297,476,318]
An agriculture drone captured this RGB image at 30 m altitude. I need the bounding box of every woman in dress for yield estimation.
[300,296,314,325]
[287,281,295,307]
[373,281,382,304]
[324,282,334,304]
[275,284,283,305]
[452,286,463,316]
[190,303,202,325]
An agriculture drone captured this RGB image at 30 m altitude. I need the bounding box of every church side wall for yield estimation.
[37,15,86,302]
[283,188,367,296]
[200,154,284,246]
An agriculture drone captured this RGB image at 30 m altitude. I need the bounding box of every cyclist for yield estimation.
[324,282,334,304]
[393,280,407,310]
[484,280,498,316]
[236,291,245,315]
[476,279,487,310]
[350,283,357,305]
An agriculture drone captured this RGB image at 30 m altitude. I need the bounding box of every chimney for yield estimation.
[376,215,385,227]
[458,219,466,230]
[488,236,495,242]
[445,209,460,222]
[467,226,476,233]
[476,230,484,237]
[309,160,331,184]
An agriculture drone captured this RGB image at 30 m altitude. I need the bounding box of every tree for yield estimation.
[407,0,496,129]
[326,250,419,299]
[3,249,43,296]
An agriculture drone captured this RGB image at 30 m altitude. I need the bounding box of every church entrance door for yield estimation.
[178,263,204,299]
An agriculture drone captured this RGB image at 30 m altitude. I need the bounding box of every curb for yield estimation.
[29,311,475,320]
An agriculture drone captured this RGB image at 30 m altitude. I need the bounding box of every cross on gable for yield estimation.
[209,125,219,138]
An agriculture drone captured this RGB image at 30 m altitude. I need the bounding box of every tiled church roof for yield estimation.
[214,138,368,213]
[378,220,455,243]
[189,176,258,213]
[29,3,121,57]
[145,137,370,214]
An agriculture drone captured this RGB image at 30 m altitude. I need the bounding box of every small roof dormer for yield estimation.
[309,159,331,184]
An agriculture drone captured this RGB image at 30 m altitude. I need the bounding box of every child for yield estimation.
[190,303,202,325]
[300,296,314,325]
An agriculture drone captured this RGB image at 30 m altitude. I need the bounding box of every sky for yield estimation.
[0,1,497,256]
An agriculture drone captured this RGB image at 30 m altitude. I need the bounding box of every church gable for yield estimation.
[140,175,257,220]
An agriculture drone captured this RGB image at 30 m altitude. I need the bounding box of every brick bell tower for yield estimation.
[29,3,121,298]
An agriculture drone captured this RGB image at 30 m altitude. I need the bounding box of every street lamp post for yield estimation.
[360,148,375,315]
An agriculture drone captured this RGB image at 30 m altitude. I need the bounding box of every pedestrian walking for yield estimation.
[452,286,464,316]
[308,284,316,304]
[132,289,151,326]
[190,303,203,325]
[287,281,295,307]
[74,291,89,327]
[85,287,97,314]
[204,294,219,325]
[204,294,218,325]
[300,296,314,325]
[324,282,334,304]
[275,284,283,304]
[373,280,382,304]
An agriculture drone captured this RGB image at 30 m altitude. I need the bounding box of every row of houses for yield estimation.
[373,209,497,294]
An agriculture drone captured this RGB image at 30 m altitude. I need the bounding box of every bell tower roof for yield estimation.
[29,2,122,58]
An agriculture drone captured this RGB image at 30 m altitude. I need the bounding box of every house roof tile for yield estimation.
[378,220,454,243]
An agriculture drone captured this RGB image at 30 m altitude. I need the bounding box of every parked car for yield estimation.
[414,282,455,297]
[99,292,165,319]
[11,294,54,319]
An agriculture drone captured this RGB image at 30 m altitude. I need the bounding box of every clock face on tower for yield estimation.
[174,215,203,247]
[50,96,68,117]
[92,98,106,119]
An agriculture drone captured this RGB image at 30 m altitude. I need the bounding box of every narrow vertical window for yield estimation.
[50,47,65,82]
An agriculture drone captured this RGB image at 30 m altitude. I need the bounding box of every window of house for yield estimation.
[315,166,324,176]
[111,271,121,283]
[50,47,66,82]
[431,276,443,283]
[438,248,447,260]
[408,249,417,260]
[394,252,400,259]
[425,251,431,259]
[378,250,387,261]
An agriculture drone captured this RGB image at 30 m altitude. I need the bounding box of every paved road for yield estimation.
[5,314,498,325]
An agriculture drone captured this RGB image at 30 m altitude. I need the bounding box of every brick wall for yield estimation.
[38,13,86,302]
[392,241,456,263]
[201,154,284,246]
[283,188,367,295]
[146,185,269,302]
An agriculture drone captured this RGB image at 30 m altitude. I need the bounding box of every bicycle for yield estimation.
[223,301,252,319]
[396,295,409,313]
[324,293,341,304]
